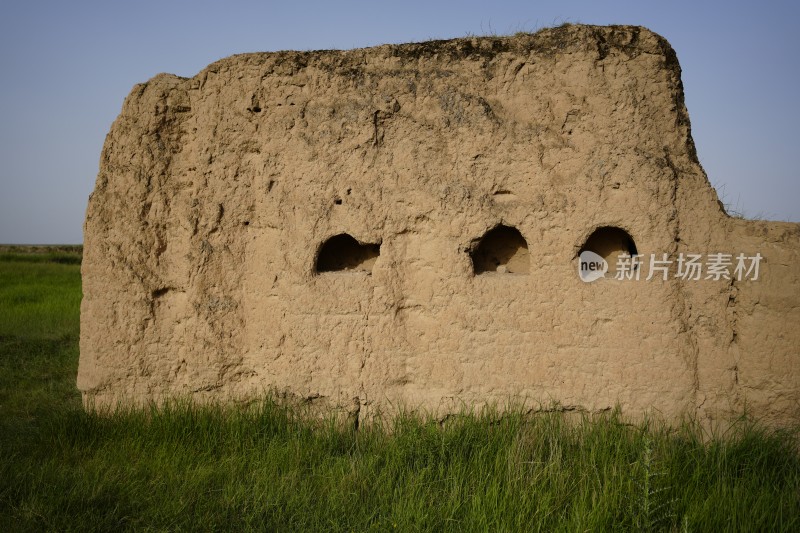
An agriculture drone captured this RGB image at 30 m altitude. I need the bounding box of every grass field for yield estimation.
[0,248,799,531]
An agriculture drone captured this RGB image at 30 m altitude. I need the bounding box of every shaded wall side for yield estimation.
[726,221,800,425]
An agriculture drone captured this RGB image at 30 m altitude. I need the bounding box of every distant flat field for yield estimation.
[0,245,82,268]
[0,244,82,254]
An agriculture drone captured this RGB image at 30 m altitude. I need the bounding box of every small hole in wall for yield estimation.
[316,234,381,274]
[248,106,262,113]
[492,189,516,202]
[334,198,343,205]
[243,221,250,226]
[471,225,529,275]
[579,226,638,275]
[152,287,171,299]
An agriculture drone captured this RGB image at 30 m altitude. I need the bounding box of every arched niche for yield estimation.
[470,225,529,275]
[579,226,638,275]
[315,233,380,274]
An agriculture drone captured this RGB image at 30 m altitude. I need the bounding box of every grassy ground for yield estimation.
[0,248,798,531]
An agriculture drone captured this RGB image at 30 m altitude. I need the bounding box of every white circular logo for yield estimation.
[578,251,607,282]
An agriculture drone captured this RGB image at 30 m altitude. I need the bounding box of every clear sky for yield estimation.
[1,1,798,244]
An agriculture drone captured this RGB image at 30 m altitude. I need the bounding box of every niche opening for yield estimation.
[316,234,380,274]
[579,226,638,274]
[471,225,529,275]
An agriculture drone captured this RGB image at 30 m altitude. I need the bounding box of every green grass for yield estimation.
[1,248,799,531]
[0,260,82,339]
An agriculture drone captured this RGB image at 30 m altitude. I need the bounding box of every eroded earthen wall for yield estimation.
[79,25,800,426]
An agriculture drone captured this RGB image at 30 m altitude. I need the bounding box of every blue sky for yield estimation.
[1,1,798,244]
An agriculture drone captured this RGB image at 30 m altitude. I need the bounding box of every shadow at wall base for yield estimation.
[78,389,797,440]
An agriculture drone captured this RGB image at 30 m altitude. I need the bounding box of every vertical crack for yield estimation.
[664,149,701,414]
[350,396,361,432]
[372,110,380,146]
[726,275,741,404]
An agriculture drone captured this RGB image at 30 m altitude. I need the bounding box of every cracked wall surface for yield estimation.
[79,24,800,426]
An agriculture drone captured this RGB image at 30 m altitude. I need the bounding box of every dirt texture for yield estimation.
[79,24,800,427]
